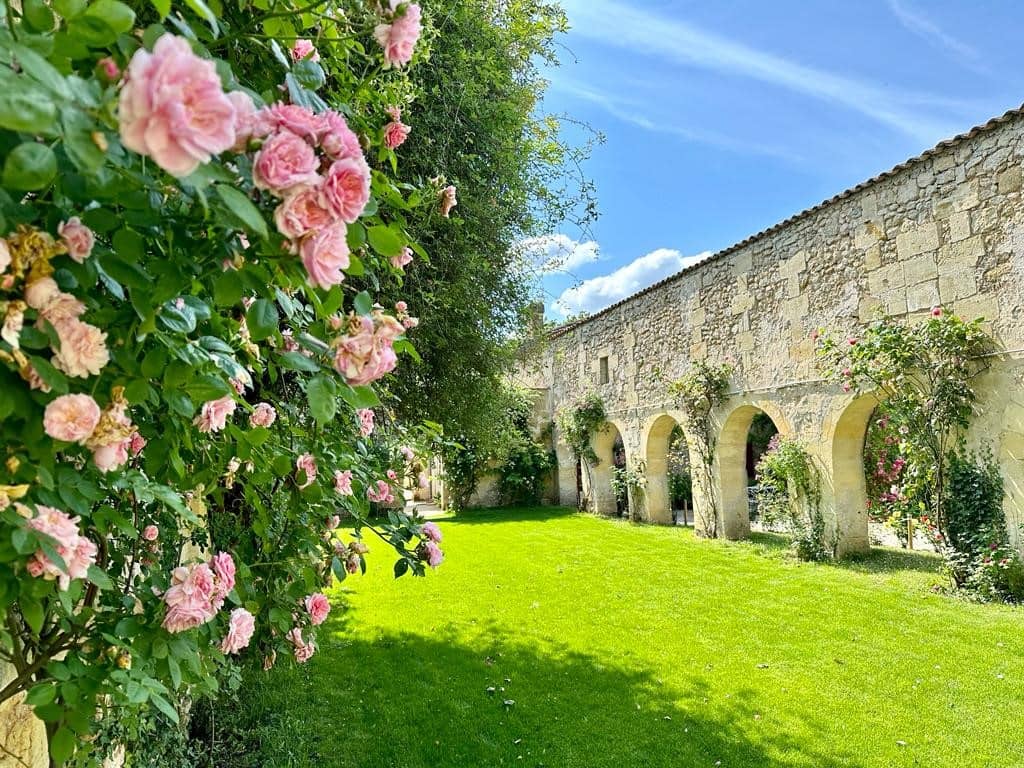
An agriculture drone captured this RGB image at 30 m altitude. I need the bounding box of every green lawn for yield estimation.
[211,508,1024,767]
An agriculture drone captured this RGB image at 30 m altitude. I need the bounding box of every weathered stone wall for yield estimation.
[523,108,1024,553]
[0,663,48,768]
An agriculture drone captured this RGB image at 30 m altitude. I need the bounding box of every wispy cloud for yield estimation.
[517,234,601,274]
[887,0,986,74]
[561,0,967,143]
[553,247,711,316]
[553,78,802,162]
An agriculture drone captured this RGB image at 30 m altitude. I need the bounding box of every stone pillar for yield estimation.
[554,441,578,508]
[0,663,48,768]
[827,395,876,557]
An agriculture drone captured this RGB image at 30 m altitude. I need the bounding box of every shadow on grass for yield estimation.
[193,623,866,768]
[735,532,941,576]
[444,505,580,525]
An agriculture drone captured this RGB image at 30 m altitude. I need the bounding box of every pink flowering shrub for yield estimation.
[0,0,445,761]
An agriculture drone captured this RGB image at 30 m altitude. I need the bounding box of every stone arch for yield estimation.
[828,393,879,556]
[590,420,627,517]
[716,402,792,540]
[643,412,690,525]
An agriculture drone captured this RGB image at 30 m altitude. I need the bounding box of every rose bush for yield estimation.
[0,0,451,763]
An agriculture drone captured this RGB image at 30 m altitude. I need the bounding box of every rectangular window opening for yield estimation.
[599,356,610,384]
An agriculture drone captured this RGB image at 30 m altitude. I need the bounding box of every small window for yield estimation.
[599,356,610,384]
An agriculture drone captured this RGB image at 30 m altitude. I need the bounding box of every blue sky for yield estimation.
[531,0,1024,318]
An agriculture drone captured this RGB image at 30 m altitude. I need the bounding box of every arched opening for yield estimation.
[746,412,779,531]
[831,394,878,556]
[644,415,692,525]
[591,422,627,517]
[718,404,786,540]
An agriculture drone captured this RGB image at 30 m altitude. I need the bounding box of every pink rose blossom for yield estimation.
[424,540,443,569]
[98,56,120,81]
[253,103,322,143]
[305,593,330,625]
[317,110,362,160]
[43,394,101,443]
[847,337,858,346]
[210,551,236,609]
[163,562,218,633]
[403,316,419,329]
[390,247,413,270]
[287,627,316,663]
[299,220,351,289]
[23,365,51,393]
[92,441,129,473]
[383,119,411,149]
[143,524,159,542]
[52,319,109,378]
[334,469,353,495]
[58,217,95,263]
[400,445,415,461]
[386,469,397,481]
[228,90,257,151]
[422,521,442,543]
[367,480,394,504]
[291,39,320,62]
[296,453,317,489]
[327,515,341,530]
[119,33,238,177]
[263,650,277,671]
[129,431,147,456]
[320,157,371,223]
[253,130,320,195]
[931,306,943,317]
[0,239,9,274]
[26,506,97,590]
[418,471,429,489]
[220,607,256,654]
[195,396,236,433]
[357,408,375,437]
[394,301,408,313]
[27,278,85,324]
[373,1,422,68]
[249,402,277,428]
[332,311,404,386]
[275,186,333,240]
[440,185,458,217]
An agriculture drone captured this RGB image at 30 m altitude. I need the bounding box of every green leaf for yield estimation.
[353,290,372,317]
[61,109,106,173]
[292,59,326,90]
[149,0,170,19]
[10,45,69,98]
[215,185,268,241]
[183,0,218,36]
[112,228,145,261]
[306,374,337,425]
[29,356,69,395]
[158,300,197,334]
[339,384,381,410]
[213,272,243,307]
[0,84,57,134]
[86,565,114,590]
[394,558,410,578]
[367,225,404,258]
[25,683,57,708]
[24,0,56,30]
[21,598,44,634]
[50,726,76,765]
[3,143,57,191]
[331,556,347,582]
[247,299,278,341]
[82,0,135,35]
[53,0,87,18]
[277,351,320,373]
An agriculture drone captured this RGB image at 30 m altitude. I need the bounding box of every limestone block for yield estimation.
[731,253,752,276]
[997,166,1022,194]
[689,306,706,326]
[932,152,955,172]
[863,245,881,270]
[903,253,938,285]
[860,192,878,220]
[933,185,980,218]
[729,293,754,315]
[938,234,986,269]
[0,664,48,768]
[882,290,908,316]
[867,263,905,294]
[906,280,940,311]
[854,221,884,250]
[783,294,809,322]
[689,341,706,359]
[779,250,806,277]
[938,269,978,302]
[895,222,940,258]
[858,296,883,322]
[955,293,999,322]
[736,331,754,352]
[948,211,971,243]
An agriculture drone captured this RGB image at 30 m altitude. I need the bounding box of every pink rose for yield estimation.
[383,119,411,149]
[0,239,9,274]
[357,408,374,437]
[291,39,320,62]
[286,627,316,663]
[418,471,429,489]
[195,395,236,433]
[305,593,330,626]
[43,394,101,443]
[334,469,353,496]
[400,445,415,461]
[327,515,341,530]
[253,103,322,143]
[27,277,85,324]
[52,319,109,378]
[119,33,238,177]
[220,607,256,654]
[163,562,218,632]
[440,185,458,217]
[320,157,371,223]
[98,56,120,81]
[58,217,95,263]
[26,506,97,590]
[331,312,403,386]
[275,186,333,240]
[129,431,147,456]
[210,551,235,609]
[931,306,943,317]
[253,130,320,196]
[373,1,422,68]
[317,110,362,160]
[249,402,277,428]
[24,277,61,309]
[390,247,413,270]
[300,220,351,290]
[422,521,442,543]
[424,540,443,569]
[367,480,394,504]
[228,90,257,151]
[142,524,159,542]
[395,300,408,313]
[296,453,317,489]
[93,441,129,474]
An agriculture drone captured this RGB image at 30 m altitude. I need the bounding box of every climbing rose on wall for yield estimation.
[374,0,423,68]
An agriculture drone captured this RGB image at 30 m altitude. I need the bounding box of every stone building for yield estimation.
[519,106,1024,557]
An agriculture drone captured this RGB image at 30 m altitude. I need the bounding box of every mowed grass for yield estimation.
[217,508,1024,768]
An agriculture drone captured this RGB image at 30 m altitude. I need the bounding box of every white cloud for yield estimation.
[553,248,711,317]
[887,0,986,73]
[561,0,966,143]
[517,234,601,273]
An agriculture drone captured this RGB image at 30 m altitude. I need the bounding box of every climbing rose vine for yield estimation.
[0,0,446,764]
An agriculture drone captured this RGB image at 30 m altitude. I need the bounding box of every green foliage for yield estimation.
[555,393,606,465]
[610,463,645,521]
[754,437,830,561]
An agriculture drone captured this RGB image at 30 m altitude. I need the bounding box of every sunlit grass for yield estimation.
[211,508,1024,768]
